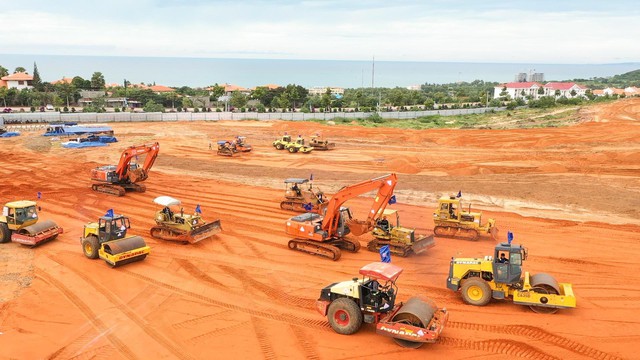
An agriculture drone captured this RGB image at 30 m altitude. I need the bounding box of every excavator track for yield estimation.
[287,239,341,261]
[434,225,479,241]
[330,237,361,253]
[92,184,126,196]
[150,226,190,243]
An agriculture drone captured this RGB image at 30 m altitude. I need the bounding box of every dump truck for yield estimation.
[0,200,63,246]
[150,196,221,244]
[367,209,435,257]
[433,195,498,240]
[447,241,576,313]
[280,178,326,213]
[317,262,448,348]
[80,212,150,267]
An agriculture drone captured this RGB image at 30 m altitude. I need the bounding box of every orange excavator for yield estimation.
[285,173,398,261]
[90,142,160,196]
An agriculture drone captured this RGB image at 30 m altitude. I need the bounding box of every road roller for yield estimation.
[0,200,63,246]
[80,212,150,267]
[316,262,448,348]
[447,240,576,313]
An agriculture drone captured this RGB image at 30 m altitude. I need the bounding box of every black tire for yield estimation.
[0,223,11,243]
[461,277,492,306]
[82,235,100,259]
[288,146,297,153]
[327,297,363,335]
[276,144,284,150]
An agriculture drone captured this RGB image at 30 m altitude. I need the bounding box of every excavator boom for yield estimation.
[323,173,397,236]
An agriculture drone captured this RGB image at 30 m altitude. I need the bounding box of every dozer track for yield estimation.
[367,239,411,257]
[217,149,234,157]
[434,225,479,241]
[280,200,322,213]
[287,239,341,261]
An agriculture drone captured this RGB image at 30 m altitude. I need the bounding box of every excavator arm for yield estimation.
[115,142,160,182]
[322,173,397,236]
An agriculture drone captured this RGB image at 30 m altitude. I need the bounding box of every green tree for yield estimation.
[570,89,577,97]
[283,84,308,109]
[0,87,7,107]
[56,82,76,107]
[32,62,43,91]
[90,72,106,90]
[0,65,8,77]
[230,90,247,109]
[208,83,225,100]
[14,66,26,73]
[143,100,165,112]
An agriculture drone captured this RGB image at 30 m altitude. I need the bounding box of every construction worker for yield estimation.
[498,253,509,264]
[377,216,390,233]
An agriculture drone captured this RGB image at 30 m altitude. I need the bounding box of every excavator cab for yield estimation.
[492,243,527,284]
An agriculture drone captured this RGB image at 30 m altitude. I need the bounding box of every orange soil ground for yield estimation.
[1,99,639,360]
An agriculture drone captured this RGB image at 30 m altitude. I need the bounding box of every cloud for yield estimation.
[1,2,639,63]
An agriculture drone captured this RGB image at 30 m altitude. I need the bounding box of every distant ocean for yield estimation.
[1,54,639,89]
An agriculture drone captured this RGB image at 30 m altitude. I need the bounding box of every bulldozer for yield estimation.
[433,195,498,241]
[235,136,252,152]
[80,211,150,267]
[317,262,448,348]
[447,239,576,313]
[0,200,63,246]
[309,134,335,150]
[216,140,237,157]
[280,178,326,213]
[150,196,221,244]
[367,209,435,257]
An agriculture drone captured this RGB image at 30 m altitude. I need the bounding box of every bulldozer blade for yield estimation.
[189,219,222,243]
[346,219,372,236]
[411,234,435,254]
[489,226,499,241]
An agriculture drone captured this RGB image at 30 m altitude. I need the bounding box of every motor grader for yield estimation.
[150,196,221,244]
[80,212,150,267]
[317,262,448,348]
[309,134,335,150]
[447,241,576,313]
[280,178,326,213]
[367,209,435,257]
[433,195,497,241]
[0,201,63,246]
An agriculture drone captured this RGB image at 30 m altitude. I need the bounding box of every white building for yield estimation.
[543,82,588,98]
[1,72,33,90]
[308,86,345,97]
[493,82,543,100]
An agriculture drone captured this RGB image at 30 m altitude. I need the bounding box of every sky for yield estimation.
[1,0,639,64]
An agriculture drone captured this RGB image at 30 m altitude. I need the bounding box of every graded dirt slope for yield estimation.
[0,98,639,359]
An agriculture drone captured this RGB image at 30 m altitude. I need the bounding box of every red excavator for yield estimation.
[285,173,398,261]
[90,142,160,196]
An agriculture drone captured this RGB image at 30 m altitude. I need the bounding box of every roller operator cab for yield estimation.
[0,200,63,246]
[447,242,576,314]
[81,214,150,267]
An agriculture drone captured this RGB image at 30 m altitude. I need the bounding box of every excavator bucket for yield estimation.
[11,219,64,246]
[188,219,222,244]
[99,236,150,267]
[346,218,373,236]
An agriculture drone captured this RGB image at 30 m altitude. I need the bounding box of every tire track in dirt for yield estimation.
[65,344,113,360]
[438,336,560,359]
[186,321,251,344]
[46,254,195,360]
[448,322,624,360]
[217,264,316,310]
[290,325,321,360]
[48,327,114,360]
[251,317,278,360]
[120,268,330,330]
[175,258,226,288]
[172,311,228,330]
[34,269,138,360]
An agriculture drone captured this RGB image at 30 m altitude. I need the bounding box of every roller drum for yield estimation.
[103,236,147,255]
[530,273,560,294]
[391,296,437,348]
[20,220,58,235]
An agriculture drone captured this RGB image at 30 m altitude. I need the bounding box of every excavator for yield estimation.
[285,173,398,261]
[90,142,160,196]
